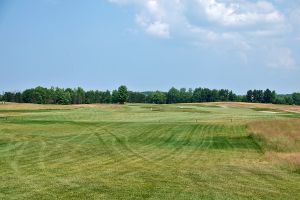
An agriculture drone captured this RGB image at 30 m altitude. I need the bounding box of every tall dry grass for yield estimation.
[248,119,300,169]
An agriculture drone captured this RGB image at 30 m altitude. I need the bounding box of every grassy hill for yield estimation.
[0,103,299,199]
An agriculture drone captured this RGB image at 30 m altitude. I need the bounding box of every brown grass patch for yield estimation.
[248,119,300,170]
[179,103,221,108]
[0,103,124,110]
[211,102,300,113]
[248,119,300,152]
[71,104,124,110]
[266,152,300,169]
[0,102,73,110]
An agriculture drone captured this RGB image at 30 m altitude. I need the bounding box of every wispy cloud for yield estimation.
[108,0,299,69]
[267,48,297,70]
[108,0,286,37]
[196,0,284,26]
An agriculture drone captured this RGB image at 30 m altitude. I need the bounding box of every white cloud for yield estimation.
[133,0,172,37]
[289,7,300,25]
[267,48,297,70]
[108,0,286,38]
[196,0,284,26]
[140,20,170,38]
[108,0,299,69]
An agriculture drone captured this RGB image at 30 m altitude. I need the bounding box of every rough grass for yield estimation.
[248,119,300,152]
[248,119,300,172]
[0,103,299,199]
[266,152,300,173]
[202,102,300,113]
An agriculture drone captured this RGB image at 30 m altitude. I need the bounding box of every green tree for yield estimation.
[284,96,294,105]
[263,89,275,103]
[219,89,229,101]
[111,90,119,104]
[85,90,96,104]
[253,90,264,103]
[228,91,237,101]
[103,90,111,103]
[128,91,146,103]
[151,91,166,104]
[22,88,43,104]
[192,87,203,102]
[178,88,193,103]
[246,90,253,102]
[34,86,48,104]
[45,87,56,104]
[210,89,219,102]
[15,92,23,103]
[117,85,128,104]
[55,88,71,105]
[73,87,85,104]
[292,93,300,105]
[3,92,16,102]
[167,87,180,104]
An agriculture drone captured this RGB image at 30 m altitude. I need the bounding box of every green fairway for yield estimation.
[0,103,299,199]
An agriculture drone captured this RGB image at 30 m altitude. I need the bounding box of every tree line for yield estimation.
[1,86,300,105]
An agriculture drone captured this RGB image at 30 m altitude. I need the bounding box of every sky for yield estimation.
[0,0,299,94]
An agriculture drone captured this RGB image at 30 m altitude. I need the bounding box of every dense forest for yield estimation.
[1,86,300,105]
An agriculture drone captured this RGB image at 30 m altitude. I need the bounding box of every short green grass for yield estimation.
[0,103,299,199]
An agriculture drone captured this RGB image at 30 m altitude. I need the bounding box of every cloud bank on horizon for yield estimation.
[108,0,300,70]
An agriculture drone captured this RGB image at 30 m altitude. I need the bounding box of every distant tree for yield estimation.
[246,90,253,102]
[111,90,119,104]
[192,87,203,102]
[85,90,96,104]
[292,93,300,105]
[63,88,74,104]
[103,90,111,103]
[35,86,48,104]
[167,87,180,104]
[263,89,276,103]
[151,91,166,104]
[284,96,294,105]
[94,91,101,103]
[187,88,193,103]
[228,91,237,101]
[178,88,193,103]
[22,88,43,104]
[45,87,56,104]
[145,92,154,104]
[22,89,33,103]
[117,85,128,104]
[15,92,23,103]
[271,91,276,103]
[210,89,219,102]
[263,89,271,103]
[253,90,264,103]
[3,92,16,102]
[202,88,211,102]
[219,89,229,101]
[55,88,71,105]
[72,87,85,104]
[274,96,286,104]
[1,85,297,106]
[128,91,146,103]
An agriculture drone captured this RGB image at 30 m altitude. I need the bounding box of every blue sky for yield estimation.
[0,0,299,94]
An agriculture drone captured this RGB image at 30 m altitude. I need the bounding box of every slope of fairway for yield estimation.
[0,103,299,199]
